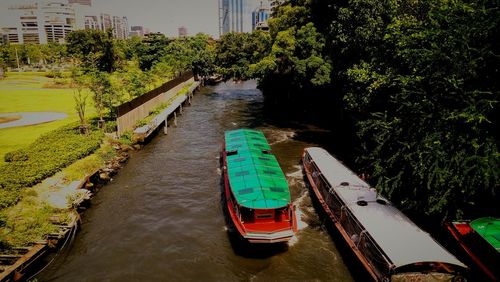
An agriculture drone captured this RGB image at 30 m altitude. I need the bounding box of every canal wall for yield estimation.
[116,72,194,136]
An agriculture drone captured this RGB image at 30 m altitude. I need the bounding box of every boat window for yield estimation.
[263,170,277,175]
[376,199,387,205]
[235,171,249,176]
[258,157,270,161]
[241,208,254,222]
[270,187,284,192]
[230,137,242,142]
[256,213,273,219]
[227,150,238,156]
[233,157,246,162]
[262,150,272,154]
[239,188,254,195]
[340,181,349,186]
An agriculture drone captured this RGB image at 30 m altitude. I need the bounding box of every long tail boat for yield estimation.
[221,129,297,243]
[302,147,467,281]
[446,217,500,281]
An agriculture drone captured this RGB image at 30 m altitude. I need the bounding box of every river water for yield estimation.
[38,81,354,281]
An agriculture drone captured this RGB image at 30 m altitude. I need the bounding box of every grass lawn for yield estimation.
[0,72,95,163]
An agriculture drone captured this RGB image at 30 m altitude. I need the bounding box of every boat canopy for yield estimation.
[224,129,290,209]
[470,217,500,252]
[305,147,466,270]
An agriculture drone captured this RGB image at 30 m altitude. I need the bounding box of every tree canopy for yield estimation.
[214,0,499,221]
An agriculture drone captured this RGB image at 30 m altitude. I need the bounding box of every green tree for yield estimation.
[71,68,90,134]
[344,0,500,219]
[136,33,169,71]
[87,71,115,127]
[251,19,331,93]
[215,31,272,80]
[66,29,117,73]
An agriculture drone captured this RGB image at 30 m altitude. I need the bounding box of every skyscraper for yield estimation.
[252,1,270,31]
[178,26,187,38]
[219,0,244,35]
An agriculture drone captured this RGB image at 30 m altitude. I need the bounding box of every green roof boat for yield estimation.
[447,217,500,280]
[221,129,297,243]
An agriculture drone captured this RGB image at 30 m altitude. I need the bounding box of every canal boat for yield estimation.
[302,147,467,281]
[221,129,297,243]
[446,217,500,281]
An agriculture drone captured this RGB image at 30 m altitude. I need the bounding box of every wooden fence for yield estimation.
[116,71,194,136]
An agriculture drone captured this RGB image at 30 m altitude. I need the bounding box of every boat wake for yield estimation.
[286,165,304,187]
[266,129,296,145]
[288,190,311,247]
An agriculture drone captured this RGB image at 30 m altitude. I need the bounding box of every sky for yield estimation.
[0,0,264,38]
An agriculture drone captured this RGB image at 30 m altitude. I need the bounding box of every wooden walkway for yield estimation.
[133,81,201,141]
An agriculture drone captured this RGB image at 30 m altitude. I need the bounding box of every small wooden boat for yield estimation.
[221,129,297,243]
[302,147,467,281]
[447,217,500,281]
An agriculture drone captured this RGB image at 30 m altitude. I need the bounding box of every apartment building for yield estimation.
[1,0,129,44]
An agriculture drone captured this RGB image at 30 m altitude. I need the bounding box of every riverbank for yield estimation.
[0,78,203,281]
[35,80,354,281]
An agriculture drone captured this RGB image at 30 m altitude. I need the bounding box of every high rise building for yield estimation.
[178,26,187,38]
[43,1,76,43]
[2,1,75,44]
[112,16,128,39]
[252,1,270,31]
[1,0,130,44]
[99,13,112,31]
[219,0,244,35]
[130,25,148,37]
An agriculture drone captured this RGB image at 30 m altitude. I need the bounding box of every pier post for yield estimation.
[174,112,177,127]
[179,104,183,114]
[164,114,168,134]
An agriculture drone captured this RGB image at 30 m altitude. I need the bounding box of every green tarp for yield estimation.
[224,129,291,209]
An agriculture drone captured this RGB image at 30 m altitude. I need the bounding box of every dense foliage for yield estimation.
[223,0,499,220]
[0,123,103,209]
[215,31,271,80]
[0,42,67,69]
[66,29,118,73]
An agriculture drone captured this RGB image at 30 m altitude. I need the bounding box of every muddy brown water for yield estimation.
[37,81,354,281]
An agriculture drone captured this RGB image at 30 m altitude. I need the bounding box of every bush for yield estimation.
[4,150,29,162]
[0,123,104,209]
[119,131,134,145]
[104,120,117,133]
[45,70,63,78]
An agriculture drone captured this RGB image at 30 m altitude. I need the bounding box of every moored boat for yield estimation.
[302,147,467,281]
[221,129,297,243]
[446,217,500,281]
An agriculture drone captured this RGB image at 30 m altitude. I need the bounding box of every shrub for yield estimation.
[4,150,29,162]
[104,120,117,133]
[119,131,134,145]
[0,123,104,209]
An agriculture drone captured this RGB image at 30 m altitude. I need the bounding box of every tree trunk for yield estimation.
[79,125,89,135]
